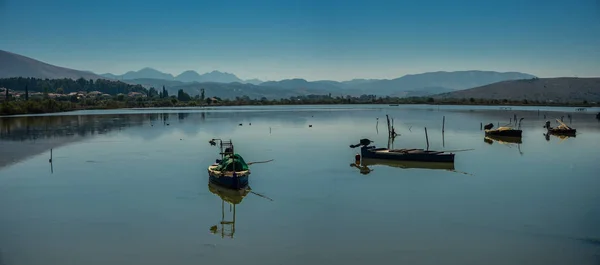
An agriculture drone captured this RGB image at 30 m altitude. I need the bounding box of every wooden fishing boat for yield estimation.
[350,139,455,163]
[545,119,576,136]
[484,126,522,137]
[208,139,250,190]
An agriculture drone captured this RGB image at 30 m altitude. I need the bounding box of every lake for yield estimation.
[1,104,599,265]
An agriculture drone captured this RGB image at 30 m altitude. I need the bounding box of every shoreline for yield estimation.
[2,100,599,118]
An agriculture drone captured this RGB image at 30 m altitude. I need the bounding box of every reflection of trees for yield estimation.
[0,114,150,142]
[0,110,336,142]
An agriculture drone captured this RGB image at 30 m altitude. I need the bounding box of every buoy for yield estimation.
[239,123,243,126]
[309,125,312,127]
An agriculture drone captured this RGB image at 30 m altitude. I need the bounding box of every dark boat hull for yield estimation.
[208,165,249,190]
[360,147,455,163]
[209,174,249,190]
[485,129,522,137]
[548,128,576,136]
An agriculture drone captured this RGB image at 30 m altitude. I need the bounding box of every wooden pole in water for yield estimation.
[480,122,482,130]
[442,116,445,133]
[385,115,391,138]
[424,127,429,151]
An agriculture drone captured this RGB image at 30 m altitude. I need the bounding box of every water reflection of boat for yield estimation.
[208,181,249,239]
[484,135,524,155]
[362,158,455,170]
[484,135,523,144]
[544,133,575,142]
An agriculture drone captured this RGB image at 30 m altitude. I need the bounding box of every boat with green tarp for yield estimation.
[208,139,250,190]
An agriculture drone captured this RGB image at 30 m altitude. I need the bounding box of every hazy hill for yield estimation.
[174,70,202,83]
[434,77,600,102]
[244,78,263,85]
[187,70,242,83]
[117,68,175,80]
[169,82,305,100]
[261,79,345,94]
[256,71,535,97]
[345,70,537,95]
[0,50,106,80]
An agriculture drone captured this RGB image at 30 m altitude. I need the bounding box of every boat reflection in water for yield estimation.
[208,181,249,239]
[484,135,524,155]
[544,132,576,142]
[484,135,523,145]
[350,157,455,175]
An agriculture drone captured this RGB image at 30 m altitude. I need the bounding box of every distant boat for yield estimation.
[389,104,399,106]
[208,139,250,190]
[350,139,455,163]
[545,119,576,136]
[484,126,522,138]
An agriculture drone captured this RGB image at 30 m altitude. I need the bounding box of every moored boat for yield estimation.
[545,119,576,136]
[484,126,522,137]
[350,139,455,163]
[208,139,250,190]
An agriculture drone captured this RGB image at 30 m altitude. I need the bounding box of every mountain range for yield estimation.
[0,49,561,100]
[100,68,257,84]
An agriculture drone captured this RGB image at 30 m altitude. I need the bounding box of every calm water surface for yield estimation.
[1,105,599,265]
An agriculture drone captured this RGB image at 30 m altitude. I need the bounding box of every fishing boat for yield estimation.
[350,139,455,163]
[484,125,522,137]
[208,139,250,190]
[544,119,576,136]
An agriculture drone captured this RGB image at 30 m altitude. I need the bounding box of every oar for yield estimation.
[440,148,475,153]
[448,169,474,176]
[248,190,274,201]
[247,159,274,165]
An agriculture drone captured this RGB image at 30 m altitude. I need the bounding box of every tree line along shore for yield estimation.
[0,77,596,116]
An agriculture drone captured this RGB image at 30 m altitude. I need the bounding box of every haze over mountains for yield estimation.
[100,68,255,84]
[9,49,597,101]
[435,78,600,102]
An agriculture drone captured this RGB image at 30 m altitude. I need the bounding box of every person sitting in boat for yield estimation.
[544,120,552,129]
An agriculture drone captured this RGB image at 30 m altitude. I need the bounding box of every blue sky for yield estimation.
[1,0,599,81]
